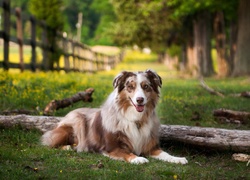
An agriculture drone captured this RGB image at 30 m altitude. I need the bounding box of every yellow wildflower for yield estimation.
[173,175,178,180]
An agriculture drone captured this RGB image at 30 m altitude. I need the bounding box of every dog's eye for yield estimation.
[143,85,149,89]
[127,84,134,90]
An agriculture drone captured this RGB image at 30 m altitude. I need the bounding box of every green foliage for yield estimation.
[167,0,238,20]
[61,0,116,45]
[166,44,181,58]
[62,0,99,43]
[89,0,117,45]
[28,0,63,30]
[110,0,178,52]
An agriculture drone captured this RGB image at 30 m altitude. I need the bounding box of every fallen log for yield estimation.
[213,108,250,124]
[231,91,250,98]
[43,88,94,115]
[0,114,61,132]
[0,115,250,152]
[199,78,250,98]
[160,125,250,152]
[199,78,224,97]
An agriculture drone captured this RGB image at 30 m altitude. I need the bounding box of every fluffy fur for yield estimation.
[41,69,188,164]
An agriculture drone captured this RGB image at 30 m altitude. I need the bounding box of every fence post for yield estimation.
[41,21,48,71]
[15,8,24,72]
[30,15,36,71]
[3,0,10,70]
[63,37,69,72]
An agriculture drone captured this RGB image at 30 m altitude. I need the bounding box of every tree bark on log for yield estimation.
[0,115,249,152]
[0,115,61,132]
[213,108,250,124]
[160,125,250,152]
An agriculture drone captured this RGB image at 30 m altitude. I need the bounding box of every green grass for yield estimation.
[0,49,250,179]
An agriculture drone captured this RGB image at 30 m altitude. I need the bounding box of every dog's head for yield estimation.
[113,69,162,113]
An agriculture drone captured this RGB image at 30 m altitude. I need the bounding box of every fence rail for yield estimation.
[0,0,123,72]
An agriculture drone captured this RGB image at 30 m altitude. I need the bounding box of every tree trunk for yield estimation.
[0,115,250,152]
[180,44,187,72]
[232,0,250,76]
[186,38,198,76]
[157,52,165,63]
[193,11,215,77]
[229,20,237,75]
[213,11,229,77]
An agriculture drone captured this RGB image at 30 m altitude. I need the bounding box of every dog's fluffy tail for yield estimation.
[41,125,73,147]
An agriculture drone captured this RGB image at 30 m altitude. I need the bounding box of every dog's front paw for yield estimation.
[130,156,149,164]
[167,156,188,165]
[152,151,188,165]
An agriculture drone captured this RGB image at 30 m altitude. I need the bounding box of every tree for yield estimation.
[167,0,240,77]
[110,0,179,61]
[29,0,64,70]
[212,1,238,77]
[232,0,250,76]
[90,0,116,45]
[166,0,216,76]
[62,0,100,44]
[193,11,214,76]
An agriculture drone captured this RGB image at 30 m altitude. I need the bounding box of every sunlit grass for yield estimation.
[0,49,250,129]
[0,49,250,179]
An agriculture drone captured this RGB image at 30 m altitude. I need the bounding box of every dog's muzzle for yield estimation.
[129,97,145,112]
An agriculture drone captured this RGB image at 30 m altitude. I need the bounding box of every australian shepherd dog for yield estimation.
[41,70,188,164]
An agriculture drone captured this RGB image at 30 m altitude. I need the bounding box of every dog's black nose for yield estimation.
[136,97,144,104]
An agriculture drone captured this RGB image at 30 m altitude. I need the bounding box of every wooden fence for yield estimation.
[0,0,123,72]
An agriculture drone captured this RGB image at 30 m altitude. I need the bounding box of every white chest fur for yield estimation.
[124,121,152,155]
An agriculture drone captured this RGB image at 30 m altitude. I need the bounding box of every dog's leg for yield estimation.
[103,150,149,164]
[150,149,188,164]
[73,118,89,152]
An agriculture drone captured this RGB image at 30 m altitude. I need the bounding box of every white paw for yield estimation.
[75,144,88,152]
[130,156,149,164]
[166,156,188,164]
[152,151,188,165]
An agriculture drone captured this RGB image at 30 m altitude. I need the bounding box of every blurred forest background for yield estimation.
[8,0,250,77]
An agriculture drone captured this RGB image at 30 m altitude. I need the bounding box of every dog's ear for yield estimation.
[113,71,135,92]
[145,69,162,93]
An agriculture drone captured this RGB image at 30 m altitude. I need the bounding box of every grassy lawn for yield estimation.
[0,49,249,179]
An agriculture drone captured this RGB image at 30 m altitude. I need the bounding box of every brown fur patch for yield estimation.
[50,125,74,147]
[88,111,105,152]
[113,71,136,92]
[142,137,160,156]
[145,70,162,94]
[150,149,163,156]
[107,150,138,162]
[117,90,132,112]
[105,131,133,154]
